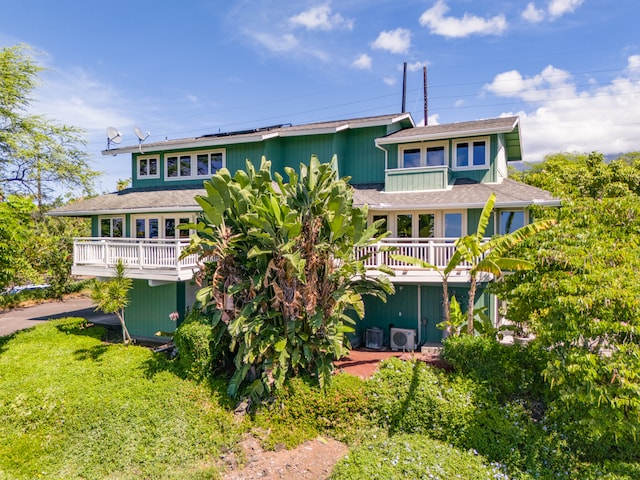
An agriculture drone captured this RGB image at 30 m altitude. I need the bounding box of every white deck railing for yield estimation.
[73,238,199,273]
[355,238,484,270]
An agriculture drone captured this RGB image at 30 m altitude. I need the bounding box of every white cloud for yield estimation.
[522,3,545,23]
[372,28,411,54]
[289,4,353,31]
[252,32,299,52]
[383,76,397,86]
[406,61,429,72]
[419,0,507,38]
[548,0,585,19]
[352,53,372,70]
[485,56,640,161]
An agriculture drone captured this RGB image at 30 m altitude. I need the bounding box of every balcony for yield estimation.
[355,238,488,284]
[72,238,199,282]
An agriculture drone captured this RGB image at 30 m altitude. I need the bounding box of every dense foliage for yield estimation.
[494,151,640,460]
[185,157,393,399]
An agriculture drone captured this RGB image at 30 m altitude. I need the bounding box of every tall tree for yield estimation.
[0,44,99,208]
[186,156,393,399]
[91,260,133,345]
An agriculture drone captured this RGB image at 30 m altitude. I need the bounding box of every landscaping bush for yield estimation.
[442,335,550,402]
[173,317,213,382]
[329,433,510,480]
[366,357,481,445]
[252,374,373,449]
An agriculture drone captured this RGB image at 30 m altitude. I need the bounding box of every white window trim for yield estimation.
[98,216,124,238]
[398,141,449,169]
[164,149,225,181]
[452,136,490,171]
[390,210,467,238]
[131,214,197,239]
[137,155,160,179]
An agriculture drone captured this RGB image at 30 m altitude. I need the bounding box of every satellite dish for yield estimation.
[106,127,122,150]
[133,126,150,153]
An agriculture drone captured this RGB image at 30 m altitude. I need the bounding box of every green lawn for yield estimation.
[0,318,240,479]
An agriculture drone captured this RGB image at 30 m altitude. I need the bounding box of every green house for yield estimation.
[51,113,559,347]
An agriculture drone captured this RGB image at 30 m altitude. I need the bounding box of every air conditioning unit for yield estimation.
[365,327,383,350]
[390,328,417,351]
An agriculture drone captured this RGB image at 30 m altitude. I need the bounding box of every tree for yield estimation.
[0,195,37,289]
[186,156,393,399]
[0,44,99,208]
[495,151,640,458]
[91,260,133,344]
[392,193,554,334]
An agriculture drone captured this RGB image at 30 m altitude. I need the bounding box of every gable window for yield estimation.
[99,217,124,238]
[453,137,489,170]
[399,141,448,169]
[137,156,159,179]
[166,150,225,180]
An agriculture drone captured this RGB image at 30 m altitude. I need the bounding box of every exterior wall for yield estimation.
[386,167,447,191]
[341,126,388,184]
[358,282,494,346]
[125,280,183,339]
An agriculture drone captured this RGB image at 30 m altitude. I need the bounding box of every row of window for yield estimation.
[372,209,526,238]
[137,150,224,181]
[99,215,195,239]
[399,137,489,170]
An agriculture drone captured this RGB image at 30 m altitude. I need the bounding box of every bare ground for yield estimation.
[222,435,349,480]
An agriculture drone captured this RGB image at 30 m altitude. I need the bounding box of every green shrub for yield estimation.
[174,319,212,381]
[442,335,550,401]
[330,433,510,480]
[366,357,481,445]
[252,373,373,448]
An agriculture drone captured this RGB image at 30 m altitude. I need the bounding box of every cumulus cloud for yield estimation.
[521,0,585,23]
[352,53,372,70]
[406,61,429,72]
[521,3,545,23]
[289,4,353,31]
[485,56,640,160]
[419,0,507,38]
[253,32,299,52]
[372,28,411,54]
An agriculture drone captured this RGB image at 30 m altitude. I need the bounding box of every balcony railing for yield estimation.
[72,238,199,282]
[355,238,485,272]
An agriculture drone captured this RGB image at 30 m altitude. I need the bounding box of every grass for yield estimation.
[0,318,241,479]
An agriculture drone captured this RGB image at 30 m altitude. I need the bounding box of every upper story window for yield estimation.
[399,141,448,169]
[137,156,159,179]
[453,137,489,170]
[165,150,224,180]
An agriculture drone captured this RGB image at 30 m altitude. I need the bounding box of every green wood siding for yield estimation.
[125,280,179,338]
[385,168,447,191]
[341,126,388,184]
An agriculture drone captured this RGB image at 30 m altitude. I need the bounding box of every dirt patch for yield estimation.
[222,435,348,480]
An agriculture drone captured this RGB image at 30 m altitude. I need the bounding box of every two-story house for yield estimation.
[50,113,558,347]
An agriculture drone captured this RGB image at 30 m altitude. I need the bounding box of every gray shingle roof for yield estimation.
[49,186,206,216]
[352,178,560,210]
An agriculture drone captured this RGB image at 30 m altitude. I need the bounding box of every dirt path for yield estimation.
[223,435,348,479]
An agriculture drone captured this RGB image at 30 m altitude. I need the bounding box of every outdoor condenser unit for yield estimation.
[365,327,383,350]
[390,327,417,351]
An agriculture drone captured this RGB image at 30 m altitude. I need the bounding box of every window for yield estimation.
[372,215,388,236]
[444,213,463,239]
[166,150,224,180]
[453,137,489,169]
[132,215,195,239]
[397,214,413,238]
[99,217,124,237]
[399,141,448,168]
[418,214,434,238]
[499,210,525,234]
[137,156,159,178]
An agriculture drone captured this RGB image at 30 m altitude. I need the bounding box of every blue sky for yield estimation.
[1,0,639,193]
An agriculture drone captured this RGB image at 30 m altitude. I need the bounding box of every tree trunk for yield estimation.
[467,275,477,335]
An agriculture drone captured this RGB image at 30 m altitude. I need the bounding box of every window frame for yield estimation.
[131,214,196,239]
[452,136,490,171]
[164,149,225,181]
[497,209,528,235]
[98,216,124,238]
[398,141,449,169]
[383,210,467,238]
[137,155,160,179]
